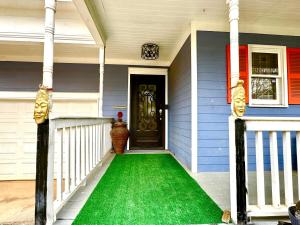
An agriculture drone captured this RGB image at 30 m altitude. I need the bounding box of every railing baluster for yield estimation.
[100,121,104,160]
[70,127,76,190]
[100,124,102,161]
[94,125,97,166]
[63,127,70,195]
[55,128,63,203]
[47,120,55,223]
[96,124,99,163]
[100,123,103,160]
[103,123,107,155]
[76,126,81,185]
[93,125,97,167]
[89,126,93,170]
[86,126,90,174]
[269,131,280,208]
[98,124,101,162]
[282,131,294,206]
[255,131,265,208]
[81,126,85,180]
[297,131,300,200]
[92,125,95,167]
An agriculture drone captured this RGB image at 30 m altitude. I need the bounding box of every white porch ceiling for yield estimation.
[89,0,300,66]
[92,0,227,66]
[0,0,299,65]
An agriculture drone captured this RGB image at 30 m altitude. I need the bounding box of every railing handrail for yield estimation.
[242,116,300,131]
[50,117,113,129]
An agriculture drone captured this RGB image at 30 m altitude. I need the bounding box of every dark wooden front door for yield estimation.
[130,75,165,149]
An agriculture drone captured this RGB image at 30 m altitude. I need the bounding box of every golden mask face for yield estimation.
[34,87,49,124]
[233,80,246,117]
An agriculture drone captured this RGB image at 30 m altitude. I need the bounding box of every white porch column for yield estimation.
[43,0,56,224]
[43,0,56,91]
[227,0,240,224]
[98,47,105,117]
[228,0,240,111]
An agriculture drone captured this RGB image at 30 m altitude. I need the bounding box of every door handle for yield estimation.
[159,109,163,120]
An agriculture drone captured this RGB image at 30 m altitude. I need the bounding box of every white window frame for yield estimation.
[248,44,288,107]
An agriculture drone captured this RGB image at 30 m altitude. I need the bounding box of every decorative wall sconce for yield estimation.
[141,43,159,60]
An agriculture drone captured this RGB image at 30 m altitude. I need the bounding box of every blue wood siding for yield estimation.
[103,65,128,120]
[197,31,300,172]
[169,36,192,169]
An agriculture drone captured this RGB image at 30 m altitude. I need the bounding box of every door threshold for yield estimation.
[129,147,165,150]
[125,149,168,154]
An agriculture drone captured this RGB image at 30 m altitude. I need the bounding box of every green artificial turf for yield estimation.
[72,154,223,225]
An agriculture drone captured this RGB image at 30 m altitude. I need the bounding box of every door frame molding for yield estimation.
[127,67,168,150]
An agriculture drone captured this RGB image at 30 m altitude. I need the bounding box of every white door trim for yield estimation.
[127,67,168,150]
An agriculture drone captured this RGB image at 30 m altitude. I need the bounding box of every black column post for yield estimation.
[235,118,247,224]
[35,119,49,225]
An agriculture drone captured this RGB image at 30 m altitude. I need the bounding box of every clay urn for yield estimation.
[110,112,129,154]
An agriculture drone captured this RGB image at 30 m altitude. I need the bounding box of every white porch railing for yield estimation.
[47,117,112,224]
[229,116,298,223]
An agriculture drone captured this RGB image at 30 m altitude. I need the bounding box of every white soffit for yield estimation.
[90,0,300,66]
[0,0,95,45]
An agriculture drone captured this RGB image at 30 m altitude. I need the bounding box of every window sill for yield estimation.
[248,104,288,108]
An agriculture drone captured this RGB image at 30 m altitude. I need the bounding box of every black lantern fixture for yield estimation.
[141,43,159,60]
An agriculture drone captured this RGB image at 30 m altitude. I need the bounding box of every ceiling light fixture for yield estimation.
[141,43,159,60]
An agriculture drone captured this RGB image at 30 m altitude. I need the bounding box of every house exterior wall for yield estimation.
[102,65,128,120]
[169,36,192,169]
[197,31,300,172]
[0,61,99,92]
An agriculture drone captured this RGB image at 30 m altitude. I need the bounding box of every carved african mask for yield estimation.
[34,85,49,124]
[233,80,246,117]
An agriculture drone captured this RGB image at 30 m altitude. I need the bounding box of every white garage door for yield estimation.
[0,98,98,180]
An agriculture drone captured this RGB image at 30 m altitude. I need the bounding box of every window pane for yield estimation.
[251,78,277,100]
[252,53,278,75]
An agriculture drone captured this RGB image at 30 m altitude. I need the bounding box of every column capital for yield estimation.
[45,0,56,11]
[99,47,105,64]
[228,0,239,22]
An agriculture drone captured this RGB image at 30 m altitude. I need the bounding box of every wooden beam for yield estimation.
[73,0,105,47]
